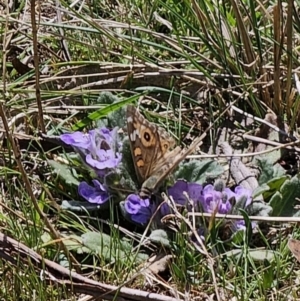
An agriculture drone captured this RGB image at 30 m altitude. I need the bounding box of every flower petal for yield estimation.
[124,194,142,214]
[78,181,109,204]
[168,180,189,205]
[91,179,105,191]
[131,206,153,224]
[124,194,153,224]
[218,201,232,214]
[234,186,252,207]
[223,187,236,201]
[201,185,223,213]
[62,127,122,175]
[60,132,91,149]
[187,183,203,201]
[160,203,172,216]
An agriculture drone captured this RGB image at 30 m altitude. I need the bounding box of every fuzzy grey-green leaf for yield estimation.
[269,174,300,216]
[149,230,170,247]
[48,159,80,186]
[175,159,224,183]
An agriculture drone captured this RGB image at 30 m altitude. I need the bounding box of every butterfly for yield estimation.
[126,105,205,199]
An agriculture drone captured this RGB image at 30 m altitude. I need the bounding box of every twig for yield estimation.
[30,0,45,132]
[1,0,11,99]
[0,232,183,301]
[231,105,295,140]
[55,0,71,61]
[188,138,300,159]
[186,212,300,223]
[285,0,293,119]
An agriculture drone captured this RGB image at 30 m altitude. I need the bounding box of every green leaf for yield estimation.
[81,232,112,260]
[72,93,144,130]
[149,230,170,248]
[171,264,183,279]
[47,160,80,186]
[81,232,149,264]
[175,159,224,183]
[58,254,71,269]
[223,249,243,258]
[263,175,288,200]
[269,174,300,216]
[128,250,150,264]
[267,176,288,191]
[62,234,88,254]
[95,92,127,128]
[96,91,120,105]
[225,249,277,262]
[240,209,253,244]
[247,201,273,217]
[248,250,277,262]
[252,183,270,199]
[268,192,282,215]
[231,229,246,244]
[41,232,51,244]
[121,137,138,186]
[262,260,274,289]
[104,165,137,201]
[107,105,127,129]
[256,157,286,185]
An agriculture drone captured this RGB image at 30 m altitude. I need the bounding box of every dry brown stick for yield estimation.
[285,0,293,118]
[0,232,183,301]
[30,0,45,132]
[273,3,283,116]
[1,0,11,99]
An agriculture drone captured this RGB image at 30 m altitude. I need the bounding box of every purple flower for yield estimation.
[124,194,153,224]
[168,180,203,206]
[233,220,256,232]
[201,184,228,213]
[167,180,234,215]
[167,181,253,217]
[234,220,247,231]
[160,202,172,216]
[234,186,252,207]
[223,187,236,202]
[60,127,122,176]
[60,131,91,149]
[78,180,109,204]
[165,180,204,216]
[218,200,232,214]
[86,149,121,170]
[97,128,116,146]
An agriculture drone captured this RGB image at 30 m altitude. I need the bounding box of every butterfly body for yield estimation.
[127,105,203,199]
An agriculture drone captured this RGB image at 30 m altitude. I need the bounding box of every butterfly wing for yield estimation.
[140,146,182,198]
[126,105,175,185]
[140,132,206,198]
[127,105,206,199]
